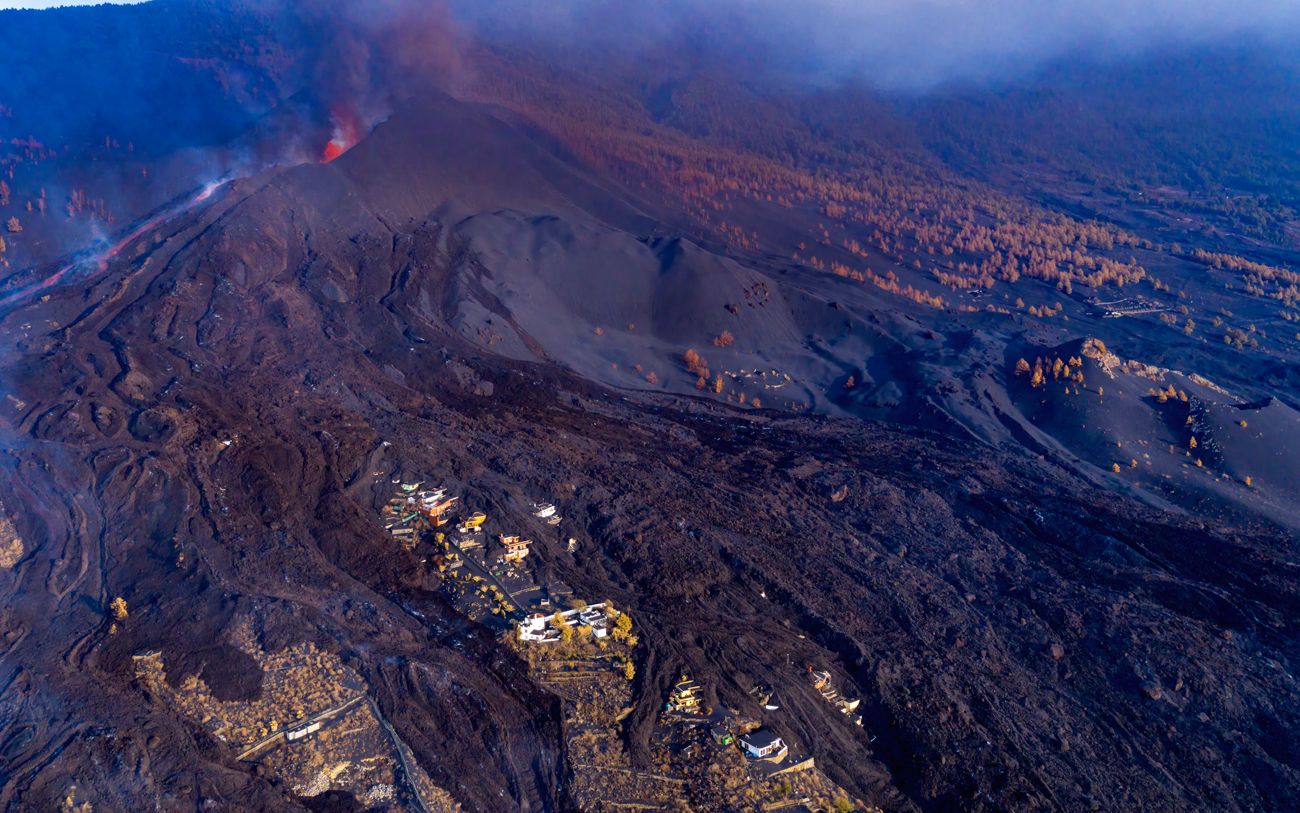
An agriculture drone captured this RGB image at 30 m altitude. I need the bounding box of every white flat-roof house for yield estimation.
[739,729,789,760]
[285,721,322,742]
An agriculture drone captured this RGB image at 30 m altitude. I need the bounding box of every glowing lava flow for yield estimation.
[0,180,227,309]
[2,110,364,311]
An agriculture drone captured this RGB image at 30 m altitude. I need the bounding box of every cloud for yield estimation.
[449,0,1300,89]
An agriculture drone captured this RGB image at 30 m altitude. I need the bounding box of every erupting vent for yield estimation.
[322,105,363,163]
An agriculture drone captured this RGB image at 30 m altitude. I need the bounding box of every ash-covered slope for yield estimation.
[999,337,1300,530]
[0,91,1297,813]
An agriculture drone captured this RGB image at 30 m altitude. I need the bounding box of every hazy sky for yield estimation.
[453,0,1300,89]
[0,1,148,7]
[3,0,1297,88]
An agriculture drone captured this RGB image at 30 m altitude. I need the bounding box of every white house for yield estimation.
[739,729,788,760]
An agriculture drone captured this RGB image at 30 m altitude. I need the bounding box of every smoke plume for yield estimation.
[448,0,1300,90]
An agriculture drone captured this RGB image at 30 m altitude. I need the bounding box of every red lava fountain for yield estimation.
[322,106,363,163]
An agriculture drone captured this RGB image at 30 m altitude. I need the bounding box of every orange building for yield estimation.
[500,534,532,562]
